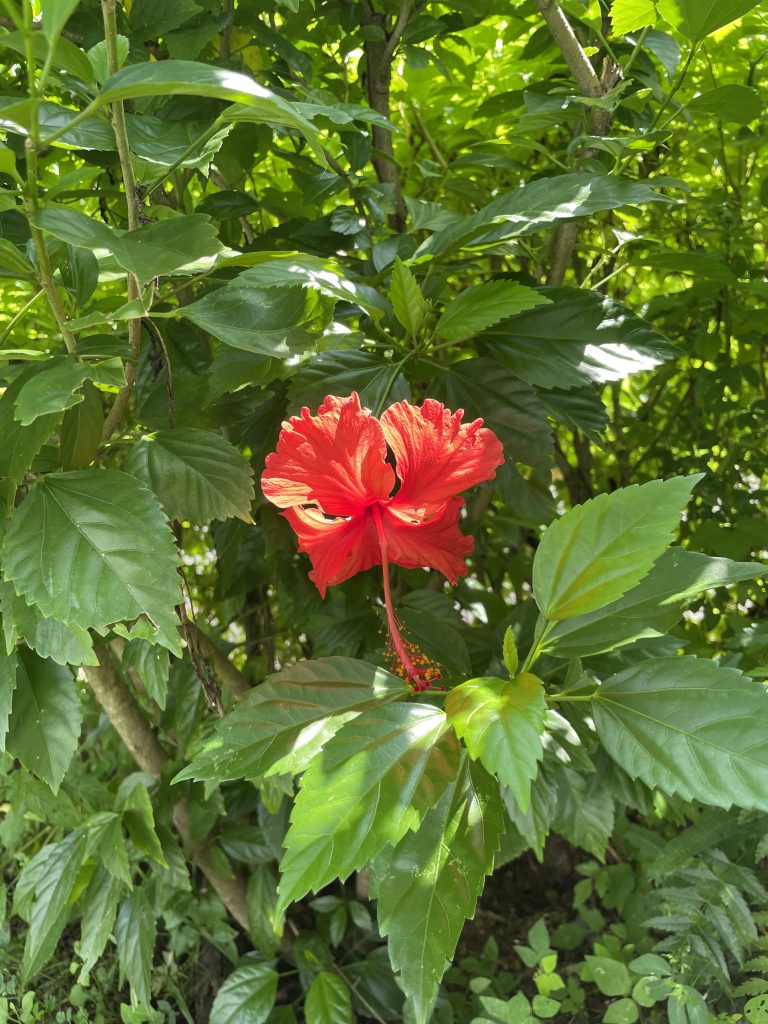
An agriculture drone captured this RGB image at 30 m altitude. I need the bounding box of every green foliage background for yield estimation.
[0,0,767,1022]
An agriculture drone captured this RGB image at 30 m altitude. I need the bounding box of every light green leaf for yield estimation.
[503,628,519,678]
[40,0,80,44]
[120,782,167,868]
[277,703,460,915]
[611,0,661,34]
[687,85,761,125]
[78,865,122,976]
[305,972,353,1024]
[14,358,91,425]
[603,998,640,1024]
[436,282,549,341]
[6,648,81,793]
[2,470,182,653]
[60,380,103,470]
[585,956,632,997]
[178,281,327,355]
[22,830,85,981]
[657,0,761,39]
[209,962,279,1024]
[417,173,673,259]
[0,639,15,750]
[116,888,156,1007]
[447,674,546,812]
[246,865,282,957]
[544,548,765,658]
[390,258,426,339]
[0,579,97,667]
[125,428,255,524]
[532,476,701,621]
[87,35,129,84]
[482,288,676,390]
[373,759,504,1024]
[594,656,768,810]
[175,657,408,784]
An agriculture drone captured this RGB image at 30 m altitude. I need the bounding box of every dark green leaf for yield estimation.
[0,639,15,751]
[125,428,255,524]
[175,657,408,784]
[60,380,103,470]
[551,766,615,859]
[594,657,768,810]
[436,282,550,341]
[116,888,156,1007]
[305,972,353,1024]
[373,760,503,1024]
[120,782,167,867]
[128,0,202,39]
[288,351,410,415]
[2,469,182,653]
[22,830,85,981]
[0,368,59,487]
[6,648,81,793]
[481,288,675,390]
[533,476,701,621]
[277,703,460,914]
[447,674,546,812]
[209,962,279,1024]
[545,548,765,658]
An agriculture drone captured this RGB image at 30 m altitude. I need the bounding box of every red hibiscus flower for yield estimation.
[261,393,504,688]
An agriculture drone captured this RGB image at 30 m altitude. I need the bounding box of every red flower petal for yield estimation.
[262,393,395,517]
[379,497,474,584]
[284,506,380,597]
[380,399,504,518]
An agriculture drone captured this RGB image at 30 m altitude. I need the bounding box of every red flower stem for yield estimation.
[371,504,422,685]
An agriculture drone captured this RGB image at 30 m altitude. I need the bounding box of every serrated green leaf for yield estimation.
[373,759,503,1024]
[657,0,761,40]
[120,783,167,868]
[482,288,675,390]
[22,830,85,981]
[0,368,59,487]
[116,888,156,1006]
[125,428,255,524]
[551,766,614,860]
[533,476,701,621]
[390,258,426,338]
[305,971,353,1024]
[175,657,408,783]
[277,703,460,915]
[436,282,549,341]
[178,281,327,355]
[6,649,81,793]
[209,962,279,1024]
[544,548,765,658]
[594,656,768,810]
[502,628,519,677]
[78,864,122,976]
[0,579,97,666]
[3,469,182,653]
[13,358,90,425]
[447,674,546,812]
[611,0,661,34]
[60,380,103,470]
[0,638,15,751]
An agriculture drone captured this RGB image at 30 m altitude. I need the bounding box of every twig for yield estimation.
[183,619,250,701]
[534,0,601,98]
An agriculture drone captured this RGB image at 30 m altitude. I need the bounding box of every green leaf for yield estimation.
[116,888,156,1007]
[372,759,504,1024]
[551,766,615,859]
[436,282,550,341]
[544,548,765,658]
[120,782,167,868]
[481,288,676,390]
[288,351,411,415]
[611,0,661,34]
[447,674,546,812]
[129,0,202,39]
[687,85,762,125]
[532,476,701,621]
[0,579,97,667]
[429,358,553,473]
[34,209,222,282]
[60,380,103,470]
[277,703,460,915]
[603,998,640,1024]
[13,357,91,425]
[657,0,761,39]
[176,657,408,783]
[78,864,122,976]
[305,972,353,1024]
[0,30,94,86]
[125,428,255,524]
[3,469,182,653]
[209,962,279,1024]
[246,865,282,957]
[0,369,59,487]
[594,656,768,811]
[584,956,631,997]
[6,649,81,793]
[22,830,85,981]
[0,640,15,750]
[99,60,322,158]
[178,281,327,355]
[503,628,519,678]
[40,0,80,44]
[417,173,673,258]
[390,258,426,339]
